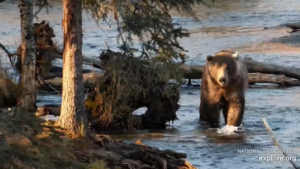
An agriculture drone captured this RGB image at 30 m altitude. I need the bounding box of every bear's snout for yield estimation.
[219,77,226,84]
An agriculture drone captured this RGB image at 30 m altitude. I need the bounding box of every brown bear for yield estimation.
[199,50,248,128]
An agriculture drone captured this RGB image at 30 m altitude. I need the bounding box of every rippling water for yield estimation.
[2,0,300,168]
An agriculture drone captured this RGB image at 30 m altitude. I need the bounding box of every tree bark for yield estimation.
[57,0,88,136]
[19,0,36,110]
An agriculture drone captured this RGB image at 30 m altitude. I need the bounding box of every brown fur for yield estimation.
[199,50,248,128]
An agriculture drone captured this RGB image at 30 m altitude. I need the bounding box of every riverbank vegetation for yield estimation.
[0,108,195,169]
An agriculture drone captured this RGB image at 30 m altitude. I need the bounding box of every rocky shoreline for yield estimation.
[0,108,197,169]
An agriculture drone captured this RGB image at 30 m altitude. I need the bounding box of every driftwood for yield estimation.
[262,118,299,169]
[243,58,300,80]
[248,73,300,86]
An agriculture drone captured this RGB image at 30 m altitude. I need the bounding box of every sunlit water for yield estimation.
[2,0,300,168]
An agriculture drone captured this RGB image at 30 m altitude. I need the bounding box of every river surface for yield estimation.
[1,0,300,168]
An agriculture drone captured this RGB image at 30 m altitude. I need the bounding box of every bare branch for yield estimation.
[0,43,18,58]
[262,118,299,169]
[33,0,52,19]
[0,43,20,76]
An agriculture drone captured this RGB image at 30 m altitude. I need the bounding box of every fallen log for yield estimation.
[38,73,104,92]
[39,71,300,91]
[248,73,300,86]
[54,52,103,69]
[49,66,93,74]
[180,58,300,81]
[179,63,204,80]
[45,66,95,79]
[243,58,300,80]
[48,52,300,81]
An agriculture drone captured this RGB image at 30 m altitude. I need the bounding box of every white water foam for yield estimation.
[217,125,242,135]
[39,115,59,121]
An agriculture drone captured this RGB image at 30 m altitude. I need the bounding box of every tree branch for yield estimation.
[0,43,20,76]
[34,0,52,18]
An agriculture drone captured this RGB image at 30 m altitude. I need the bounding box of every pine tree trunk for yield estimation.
[19,0,36,110]
[57,0,88,136]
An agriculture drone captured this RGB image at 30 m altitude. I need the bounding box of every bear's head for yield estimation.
[206,50,239,87]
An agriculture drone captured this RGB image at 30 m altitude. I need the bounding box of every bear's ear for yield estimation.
[207,55,213,61]
[231,51,239,60]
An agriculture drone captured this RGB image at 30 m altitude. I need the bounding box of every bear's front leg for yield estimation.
[226,96,245,127]
[200,100,220,128]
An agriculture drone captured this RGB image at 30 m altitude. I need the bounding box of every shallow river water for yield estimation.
[1,0,300,168]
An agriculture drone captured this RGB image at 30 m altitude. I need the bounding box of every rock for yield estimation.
[121,159,143,169]
[88,149,123,162]
[163,149,187,159]
[5,133,32,147]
